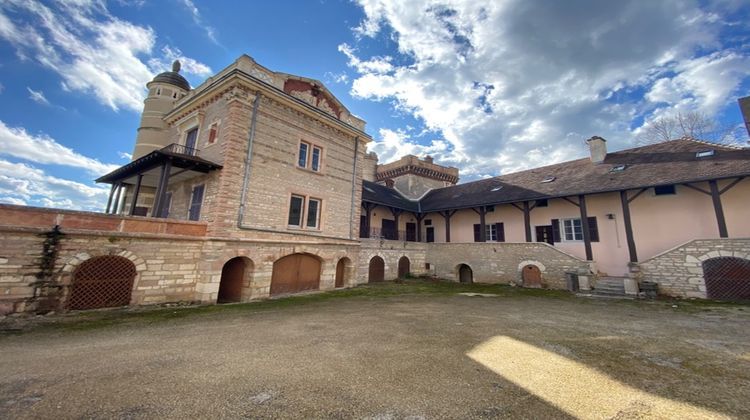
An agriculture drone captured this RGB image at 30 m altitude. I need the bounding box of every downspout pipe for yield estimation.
[349,136,360,239]
[237,91,262,228]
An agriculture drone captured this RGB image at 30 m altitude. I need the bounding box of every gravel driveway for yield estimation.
[1,283,748,419]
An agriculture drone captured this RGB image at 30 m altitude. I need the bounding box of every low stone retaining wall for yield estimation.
[427,242,589,289]
[638,238,750,298]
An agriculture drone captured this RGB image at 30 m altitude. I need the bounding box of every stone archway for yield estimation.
[218,257,253,303]
[335,257,351,288]
[68,255,137,310]
[398,256,410,278]
[368,256,385,283]
[270,253,321,296]
[458,264,473,284]
[702,257,750,300]
[522,264,542,288]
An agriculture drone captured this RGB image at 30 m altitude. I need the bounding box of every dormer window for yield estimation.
[696,150,715,158]
[541,176,556,183]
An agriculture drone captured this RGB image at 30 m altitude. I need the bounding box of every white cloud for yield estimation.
[0,159,109,211]
[26,86,50,105]
[148,46,213,78]
[0,120,119,176]
[0,1,212,112]
[345,0,750,179]
[179,0,220,45]
[118,151,133,160]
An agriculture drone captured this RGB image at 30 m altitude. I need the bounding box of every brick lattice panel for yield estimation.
[68,256,137,310]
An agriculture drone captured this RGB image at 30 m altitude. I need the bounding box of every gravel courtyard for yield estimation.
[1,282,749,419]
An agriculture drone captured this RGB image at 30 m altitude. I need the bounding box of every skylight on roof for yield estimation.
[491,186,503,192]
[541,176,556,183]
[696,150,715,158]
[609,164,627,173]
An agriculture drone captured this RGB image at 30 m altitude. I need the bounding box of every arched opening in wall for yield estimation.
[368,256,385,283]
[335,257,351,288]
[458,264,473,284]
[398,256,410,278]
[702,257,750,301]
[68,256,137,310]
[218,257,253,303]
[522,264,542,288]
[271,253,321,296]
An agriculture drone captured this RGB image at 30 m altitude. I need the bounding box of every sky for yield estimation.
[0,0,749,211]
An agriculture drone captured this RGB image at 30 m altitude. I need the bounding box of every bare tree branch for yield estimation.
[637,111,744,146]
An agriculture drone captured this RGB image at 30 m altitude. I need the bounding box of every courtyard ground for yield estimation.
[1,281,749,419]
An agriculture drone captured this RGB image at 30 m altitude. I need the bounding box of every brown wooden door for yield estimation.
[459,264,473,283]
[369,256,385,283]
[522,265,542,288]
[406,223,417,242]
[535,225,554,245]
[218,257,245,303]
[335,259,346,288]
[271,254,321,296]
[703,257,750,300]
[398,256,410,278]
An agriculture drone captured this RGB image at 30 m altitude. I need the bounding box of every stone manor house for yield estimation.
[1,55,749,314]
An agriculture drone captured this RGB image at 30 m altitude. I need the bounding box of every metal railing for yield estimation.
[361,228,415,241]
[161,143,199,156]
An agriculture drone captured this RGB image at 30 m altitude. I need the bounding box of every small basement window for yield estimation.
[541,176,556,183]
[654,185,676,196]
[696,150,715,158]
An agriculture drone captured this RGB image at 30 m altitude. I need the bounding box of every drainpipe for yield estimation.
[237,91,262,228]
[349,136,360,239]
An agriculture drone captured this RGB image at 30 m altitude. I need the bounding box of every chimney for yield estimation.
[586,136,607,164]
[423,155,434,164]
[384,178,395,188]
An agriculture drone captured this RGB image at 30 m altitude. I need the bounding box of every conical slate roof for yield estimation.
[151,60,190,91]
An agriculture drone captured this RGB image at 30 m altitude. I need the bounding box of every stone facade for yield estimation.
[358,240,429,281]
[638,238,750,298]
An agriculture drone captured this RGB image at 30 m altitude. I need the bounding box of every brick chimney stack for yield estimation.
[586,136,607,164]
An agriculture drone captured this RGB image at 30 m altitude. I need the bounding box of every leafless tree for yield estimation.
[636,111,745,146]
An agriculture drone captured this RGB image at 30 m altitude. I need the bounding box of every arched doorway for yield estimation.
[218,257,248,303]
[522,264,542,288]
[458,264,473,283]
[703,257,750,300]
[68,255,137,310]
[335,258,350,288]
[368,256,385,283]
[271,253,321,296]
[398,256,410,278]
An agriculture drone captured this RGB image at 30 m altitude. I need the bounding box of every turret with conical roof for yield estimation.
[132,60,191,160]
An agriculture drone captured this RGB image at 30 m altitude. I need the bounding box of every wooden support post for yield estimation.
[390,207,402,241]
[620,190,638,263]
[523,201,532,242]
[415,213,426,242]
[105,184,116,214]
[153,160,172,218]
[441,210,455,242]
[128,174,143,216]
[709,180,728,238]
[578,194,593,261]
[473,206,488,242]
[112,183,123,215]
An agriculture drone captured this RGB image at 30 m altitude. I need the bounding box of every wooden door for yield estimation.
[405,223,417,242]
[535,225,554,245]
[381,219,397,240]
[369,257,385,283]
[335,259,346,288]
[271,254,321,296]
[459,264,473,283]
[426,227,435,243]
[522,265,542,288]
[218,257,245,303]
[398,256,410,278]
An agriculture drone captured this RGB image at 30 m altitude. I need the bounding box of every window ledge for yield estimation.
[295,165,325,176]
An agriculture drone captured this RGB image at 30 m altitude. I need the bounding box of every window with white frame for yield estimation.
[562,218,583,241]
[298,141,322,172]
[485,224,498,241]
[288,195,322,229]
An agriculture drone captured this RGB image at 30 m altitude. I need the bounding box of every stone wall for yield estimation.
[638,238,750,298]
[358,239,429,282]
[427,242,589,288]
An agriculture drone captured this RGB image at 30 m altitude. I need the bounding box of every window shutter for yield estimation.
[551,219,561,243]
[495,222,505,242]
[473,224,481,242]
[587,217,599,242]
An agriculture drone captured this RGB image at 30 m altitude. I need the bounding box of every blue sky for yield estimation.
[0,0,749,211]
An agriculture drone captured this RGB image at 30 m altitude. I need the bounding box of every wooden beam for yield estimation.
[112,183,123,215]
[105,184,116,214]
[683,183,711,195]
[562,196,580,208]
[128,174,143,216]
[478,207,487,242]
[709,180,728,238]
[720,177,745,195]
[523,201,532,242]
[627,188,648,204]
[440,210,455,243]
[578,194,593,261]
[620,190,638,263]
[152,160,172,218]
[510,203,523,212]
